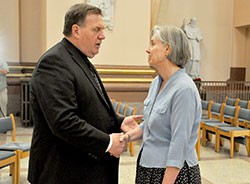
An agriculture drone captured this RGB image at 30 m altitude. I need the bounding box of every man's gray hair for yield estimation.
[152,25,191,67]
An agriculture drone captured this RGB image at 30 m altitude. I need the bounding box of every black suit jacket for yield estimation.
[28,38,124,184]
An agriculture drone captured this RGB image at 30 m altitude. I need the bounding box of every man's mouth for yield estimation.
[96,43,101,48]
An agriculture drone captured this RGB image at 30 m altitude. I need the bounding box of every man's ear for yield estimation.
[71,24,80,39]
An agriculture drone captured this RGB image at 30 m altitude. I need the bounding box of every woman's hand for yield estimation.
[162,167,180,184]
[120,115,143,132]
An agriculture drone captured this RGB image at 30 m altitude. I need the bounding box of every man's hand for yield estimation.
[119,133,130,143]
[108,133,126,158]
[121,115,143,133]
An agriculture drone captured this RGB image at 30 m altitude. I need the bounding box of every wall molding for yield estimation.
[7,63,155,115]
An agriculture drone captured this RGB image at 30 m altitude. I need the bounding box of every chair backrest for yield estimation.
[225,97,239,106]
[211,102,223,113]
[201,100,209,110]
[210,102,225,121]
[125,106,136,116]
[238,100,250,109]
[223,105,237,117]
[221,104,240,125]
[224,96,228,104]
[112,101,120,113]
[0,117,13,133]
[238,108,250,121]
[202,100,213,119]
[118,103,128,116]
[110,99,115,105]
[0,114,16,142]
[207,101,213,119]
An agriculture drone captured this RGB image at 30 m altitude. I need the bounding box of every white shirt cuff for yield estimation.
[106,135,112,152]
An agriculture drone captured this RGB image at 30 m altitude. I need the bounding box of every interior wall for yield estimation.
[231,27,247,68]
[20,0,42,62]
[0,0,19,63]
[156,0,234,81]
[234,0,250,27]
[46,0,151,66]
[46,0,84,50]
[40,0,47,54]
[232,0,250,81]
[246,28,250,80]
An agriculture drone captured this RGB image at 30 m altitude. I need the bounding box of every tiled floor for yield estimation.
[0,119,250,184]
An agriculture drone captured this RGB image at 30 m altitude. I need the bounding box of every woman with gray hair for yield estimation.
[121,25,202,183]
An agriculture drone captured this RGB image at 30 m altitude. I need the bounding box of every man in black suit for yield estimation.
[28,3,142,184]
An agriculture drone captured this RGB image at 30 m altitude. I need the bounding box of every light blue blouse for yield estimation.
[139,68,201,169]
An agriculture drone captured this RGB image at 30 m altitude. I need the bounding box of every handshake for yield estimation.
[108,115,143,158]
[108,133,130,158]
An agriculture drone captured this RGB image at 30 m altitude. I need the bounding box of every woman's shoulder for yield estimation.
[175,73,198,93]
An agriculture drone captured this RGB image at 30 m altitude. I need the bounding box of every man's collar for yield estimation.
[63,38,92,68]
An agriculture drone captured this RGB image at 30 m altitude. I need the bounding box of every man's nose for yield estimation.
[99,31,105,40]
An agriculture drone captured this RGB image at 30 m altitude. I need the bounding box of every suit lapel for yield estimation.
[61,38,111,110]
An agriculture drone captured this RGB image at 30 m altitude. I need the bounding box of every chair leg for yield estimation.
[215,131,220,152]
[195,126,201,160]
[16,150,21,184]
[202,125,206,146]
[12,151,17,184]
[12,161,17,184]
[129,142,134,156]
[230,137,234,158]
[246,137,250,156]
[220,138,224,146]
[207,133,212,142]
[9,164,13,176]
[234,143,240,152]
[195,143,200,161]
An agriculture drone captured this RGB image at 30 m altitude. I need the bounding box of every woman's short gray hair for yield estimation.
[152,25,191,67]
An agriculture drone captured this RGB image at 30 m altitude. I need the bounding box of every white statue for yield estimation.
[182,17,203,79]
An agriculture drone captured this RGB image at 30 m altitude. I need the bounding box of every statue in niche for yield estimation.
[182,17,203,80]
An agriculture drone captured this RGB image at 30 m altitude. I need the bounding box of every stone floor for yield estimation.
[0,118,250,184]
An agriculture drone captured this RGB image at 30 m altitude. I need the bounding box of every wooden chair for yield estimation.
[0,150,17,184]
[237,108,250,128]
[196,100,213,160]
[222,102,239,124]
[224,96,228,103]
[216,107,250,158]
[125,106,136,117]
[224,96,239,106]
[201,100,213,119]
[237,99,250,109]
[201,103,230,150]
[110,99,115,105]
[0,114,30,184]
[125,106,136,156]
[210,102,225,121]
[202,102,225,142]
[195,124,202,160]
[112,101,120,114]
[117,103,128,117]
